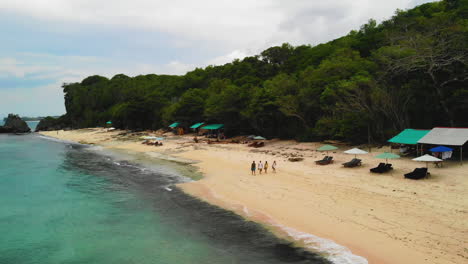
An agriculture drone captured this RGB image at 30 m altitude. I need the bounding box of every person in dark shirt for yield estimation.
[251,161,256,175]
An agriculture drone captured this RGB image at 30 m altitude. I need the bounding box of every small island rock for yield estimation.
[0,114,31,133]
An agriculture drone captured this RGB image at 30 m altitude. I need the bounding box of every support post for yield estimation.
[461,146,463,165]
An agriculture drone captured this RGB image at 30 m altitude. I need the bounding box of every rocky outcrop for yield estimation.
[35,116,68,132]
[0,114,31,133]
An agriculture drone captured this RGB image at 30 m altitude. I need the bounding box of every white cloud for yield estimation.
[207,50,252,66]
[1,0,435,55]
[0,0,437,116]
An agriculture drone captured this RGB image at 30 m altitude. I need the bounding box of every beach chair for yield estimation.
[383,163,393,172]
[370,163,386,173]
[315,156,329,164]
[404,168,429,180]
[316,156,333,165]
[342,158,362,168]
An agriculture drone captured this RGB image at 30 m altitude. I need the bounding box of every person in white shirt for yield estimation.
[258,161,263,174]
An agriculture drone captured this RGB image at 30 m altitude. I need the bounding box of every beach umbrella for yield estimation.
[429,146,453,152]
[106,121,112,125]
[344,148,368,158]
[375,152,400,163]
[253,136,266,140]
[412,154,442,168]
[317,144,338,154]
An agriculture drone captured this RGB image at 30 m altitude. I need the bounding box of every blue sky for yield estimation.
[0,0,434,118]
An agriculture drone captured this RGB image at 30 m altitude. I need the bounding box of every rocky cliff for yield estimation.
[0,114,31,133]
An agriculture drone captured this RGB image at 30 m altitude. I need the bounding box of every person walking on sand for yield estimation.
[264,161,269,174]
[258,161,263,174]
[251,161,256,175]
[272,161,276,173]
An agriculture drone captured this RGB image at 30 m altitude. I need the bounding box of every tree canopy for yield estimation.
[58,0,467,143]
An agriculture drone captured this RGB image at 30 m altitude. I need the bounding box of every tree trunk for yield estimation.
[428,70,455,126]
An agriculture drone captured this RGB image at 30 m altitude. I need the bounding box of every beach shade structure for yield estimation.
[317,144,338,155]
[418,127,468,164]
[253,136,266,140]
[375,152,400,163]
[388,129,430,145]
[344,148,368,158]
[201,124,224,130]
[412,154,442,168]
[429,146,453,152]
[106,121,112,125]
[190,122,204,129]
[169,122,180,128]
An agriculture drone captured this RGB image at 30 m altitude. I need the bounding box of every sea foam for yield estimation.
[272,223,368,264]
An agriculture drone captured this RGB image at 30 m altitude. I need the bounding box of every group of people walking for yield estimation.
[251,160,276,175]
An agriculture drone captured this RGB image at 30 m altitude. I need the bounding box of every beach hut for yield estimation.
[169,122,180,128]
[190,122,204,129]
[190,122,205,134]
[418,127,468,164]
[388,129,430,155]
[169,122,184,135]
[201,124,224,138]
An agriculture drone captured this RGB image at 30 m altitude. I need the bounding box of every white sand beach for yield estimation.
[39,128,468,264]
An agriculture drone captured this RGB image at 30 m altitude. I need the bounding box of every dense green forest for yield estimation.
[55,0,467,143]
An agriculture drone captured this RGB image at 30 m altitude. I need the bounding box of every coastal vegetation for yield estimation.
[49,0,467,143]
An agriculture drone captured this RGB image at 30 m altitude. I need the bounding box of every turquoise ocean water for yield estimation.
[0,134,328,264]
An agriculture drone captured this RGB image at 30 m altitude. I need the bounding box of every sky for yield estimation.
[0,0,435,118]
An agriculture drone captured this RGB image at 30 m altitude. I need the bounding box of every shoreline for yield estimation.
[38,129,468,264]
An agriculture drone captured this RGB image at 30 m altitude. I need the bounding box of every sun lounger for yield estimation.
[370,163,386,173]
[404,168,429,180]
[370,163,393,173]
[316,156,333,165]
[315,156,329,164]
[384,163,393,172]
[342,158,362,168]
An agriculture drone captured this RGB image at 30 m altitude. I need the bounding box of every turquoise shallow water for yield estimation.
[0,134,328,264]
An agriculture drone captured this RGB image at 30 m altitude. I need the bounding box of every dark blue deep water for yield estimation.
[0,134,328,264]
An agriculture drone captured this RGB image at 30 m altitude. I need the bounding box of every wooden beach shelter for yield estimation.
[388,129,431,155]
[169,122,184,135]
[201,124,224,138]
[417,127,468,165]
[169,122,180,128]
[190,122,204,134]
